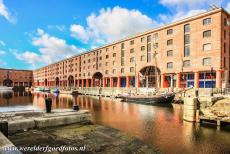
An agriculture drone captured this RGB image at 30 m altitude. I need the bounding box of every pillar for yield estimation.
[117,77,120,87]
[81,79,84,88]
[126,76,130,88]
[137,74,140,88]
[161,74,165,88]
[176,73,181,88]
[91,79,94,87]
[170,74,174,88]
[216,70,222,88]
[86,79,89,87]
[110,77,113,87]
[103,78,106,87]
[194,71,199,89]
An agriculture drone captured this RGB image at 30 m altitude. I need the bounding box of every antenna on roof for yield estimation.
[209,4,219,10]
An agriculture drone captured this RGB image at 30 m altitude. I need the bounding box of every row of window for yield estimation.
[166,57,212,69]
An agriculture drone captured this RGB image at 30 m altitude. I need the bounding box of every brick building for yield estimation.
[0,68,33,87]
[33,7,230,89]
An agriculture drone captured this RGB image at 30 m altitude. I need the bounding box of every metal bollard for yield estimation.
[73,105,80,111]
[45,98,52,113]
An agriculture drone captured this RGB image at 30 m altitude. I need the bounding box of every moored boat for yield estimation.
[0,86,13,91]
[59,90,78,95]
[52,88,59,93]
[120,93,175,105]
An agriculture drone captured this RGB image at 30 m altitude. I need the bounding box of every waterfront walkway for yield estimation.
[9,122,160,154]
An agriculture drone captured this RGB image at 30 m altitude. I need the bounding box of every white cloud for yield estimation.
[14,29,85,67]
[0,40,5,46]
[70,6,157,45]
[0,0,16,23]
[0,59,6,66]
[160,0,222,10]
[0,50,6,55]
[158,0,224,24]
[47,25,66,32]
[226,2,230,12]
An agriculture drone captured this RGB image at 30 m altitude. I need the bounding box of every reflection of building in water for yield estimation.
[0,91,32,106]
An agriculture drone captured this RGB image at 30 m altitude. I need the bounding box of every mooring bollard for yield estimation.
[73,105,80,111]
[0,121,8,137]
[45,98,52,113]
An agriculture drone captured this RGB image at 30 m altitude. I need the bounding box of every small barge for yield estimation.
[120,93,175,105]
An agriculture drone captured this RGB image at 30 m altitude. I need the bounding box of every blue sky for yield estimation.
[0,0,229,70]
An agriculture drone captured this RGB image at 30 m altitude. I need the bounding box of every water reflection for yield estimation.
[0,91,230,153]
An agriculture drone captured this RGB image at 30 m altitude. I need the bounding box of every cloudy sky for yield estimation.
[0,0,229,70]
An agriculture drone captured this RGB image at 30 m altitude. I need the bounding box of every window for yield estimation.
[184,46,190,57]
[224,43,226,53]
[167,39,173,46]
[113,69,116,74]
[167,29,173,35]
[224,30,226,39]
[121,68,124,73]
[203,18,211,25]
[224,18,227,26]
[203,57,211,66]
[184,24,190,33]
[113,53,116,57]
[167,50,173,57]
[113,46,116,50]
[203,30,211,38]
[130,48,134,53]
[113,61,115,65]
[141,55,145,61]
[130,57,135,63]
[141,46,145,51]
[203,43,211,51]
[147,35,151,42]
[167,62,173,69]
[153,33,158,43]
[106,55,109,59]
[141,37,145,42]
[183,60,190,67]
[105,70,109,75]
[121,43,125,49]
[130,40,134,45]
[99,63,102,67]
[185,34,190,44]
[130,67,134,72]
[154,43,158,49]
[105,62,108,66]
[106,48,109,52]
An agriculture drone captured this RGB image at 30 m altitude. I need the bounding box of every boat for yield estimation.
[34,87,44,92]
[0,86,13,91]
[52,88,59,93]
[59,90,78,95]
[120,93,175,105]
[43,87,50,92]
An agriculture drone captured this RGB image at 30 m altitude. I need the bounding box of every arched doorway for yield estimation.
[139,66,160,88]
[92,72,103,87]
[68,75,74,87]
[3,79,13,87]
[55,77,60,87]
[44,79,48,86]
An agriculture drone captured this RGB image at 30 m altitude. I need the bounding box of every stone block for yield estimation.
[8,119,35,134]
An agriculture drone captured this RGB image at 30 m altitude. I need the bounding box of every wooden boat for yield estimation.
[0,86,13,91]
[120,93,175,105]
[59,90,78,95]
